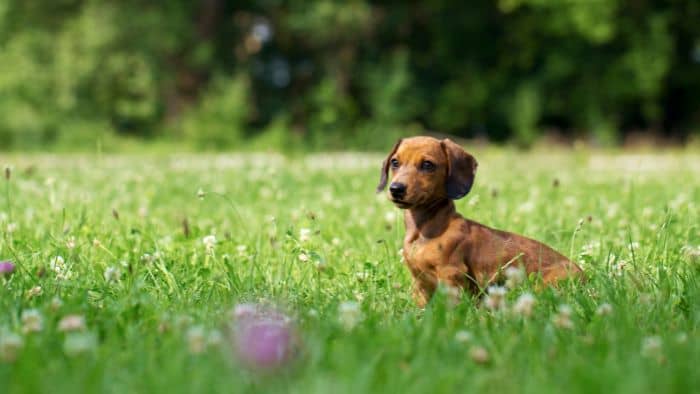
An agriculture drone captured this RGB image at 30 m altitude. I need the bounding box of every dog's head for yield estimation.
[377,136,478,209]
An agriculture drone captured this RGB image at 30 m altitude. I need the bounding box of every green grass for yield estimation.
[0,150,698,394]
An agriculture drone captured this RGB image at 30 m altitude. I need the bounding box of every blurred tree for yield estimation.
[0,0,698,150]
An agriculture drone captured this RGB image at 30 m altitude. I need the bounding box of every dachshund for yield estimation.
[377,136,583,306]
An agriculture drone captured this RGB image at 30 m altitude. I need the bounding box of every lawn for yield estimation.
[0,150,698,393]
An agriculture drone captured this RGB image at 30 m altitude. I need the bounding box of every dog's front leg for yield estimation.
[412,282,431,308]
[435,264,471,304]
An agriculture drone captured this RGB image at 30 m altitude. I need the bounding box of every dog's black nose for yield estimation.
[389,182,407,199]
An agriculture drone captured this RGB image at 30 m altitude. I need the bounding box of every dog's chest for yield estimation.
[402,235,446,277]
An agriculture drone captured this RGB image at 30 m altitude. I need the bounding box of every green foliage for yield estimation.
[0,1,699,150]
[508,83,541,147]
[180,75,252,150]
[362,49,424,126]
[247,115,304,152]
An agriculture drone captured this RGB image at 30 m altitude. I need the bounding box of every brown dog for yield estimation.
[377,136,583,306]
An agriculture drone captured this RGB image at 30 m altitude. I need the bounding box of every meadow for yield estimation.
[0,149,698,393]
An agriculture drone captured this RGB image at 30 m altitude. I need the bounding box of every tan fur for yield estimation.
[378,136,583,307]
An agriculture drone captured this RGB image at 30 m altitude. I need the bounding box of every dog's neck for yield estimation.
[404,198,456,238]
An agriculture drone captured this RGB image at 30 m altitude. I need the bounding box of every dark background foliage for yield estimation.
[1,0,699,150]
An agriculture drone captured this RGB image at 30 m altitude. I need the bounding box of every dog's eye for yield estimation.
[420,160,436,171]
[390,158,400,169]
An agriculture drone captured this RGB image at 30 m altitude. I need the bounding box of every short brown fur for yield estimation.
[378,136,583,306]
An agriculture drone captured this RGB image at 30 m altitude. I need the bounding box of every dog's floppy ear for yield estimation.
[376,138,403,193]
[441,139,478,199]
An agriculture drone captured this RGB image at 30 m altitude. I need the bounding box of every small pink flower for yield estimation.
[230,303,298,370]
[0,261,15,276]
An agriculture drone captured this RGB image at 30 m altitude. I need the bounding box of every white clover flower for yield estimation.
[321,190,334,203]
[580,241,600,257]
[454,330,473,343]
[298,252,309,262]
[202,235,217,254]
[483,286,507,311]
[468,195,480,207]
[504,266,526,288]
[611,259,627,277]
[58,314,86,332]
[299,228,312,242]
[338,301,363,331]
[596,303,613,316]
[21,309,43,334]
[681,245,700,261]
[563,196,577,207]
[186,325,207,354]
[670,194,687,210]
[63,332,97,357]
[469,345,490,364]
[57,270,72,281]
[552,304,574,329]
[512,293,536,317]
[641,336,662,358]
[66,237,76,250]
[384,211,397,224]
[50,256,72,281]
[332,237,341,246]
[236,245,247,255]
[50,256,66,272]
[0,332,23,362]
[202,235,217,247]
[518,201,535,213]
[103,266,121,283]
[6,223,17,233]
[26,286,42,298]
[138,206,149,218]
